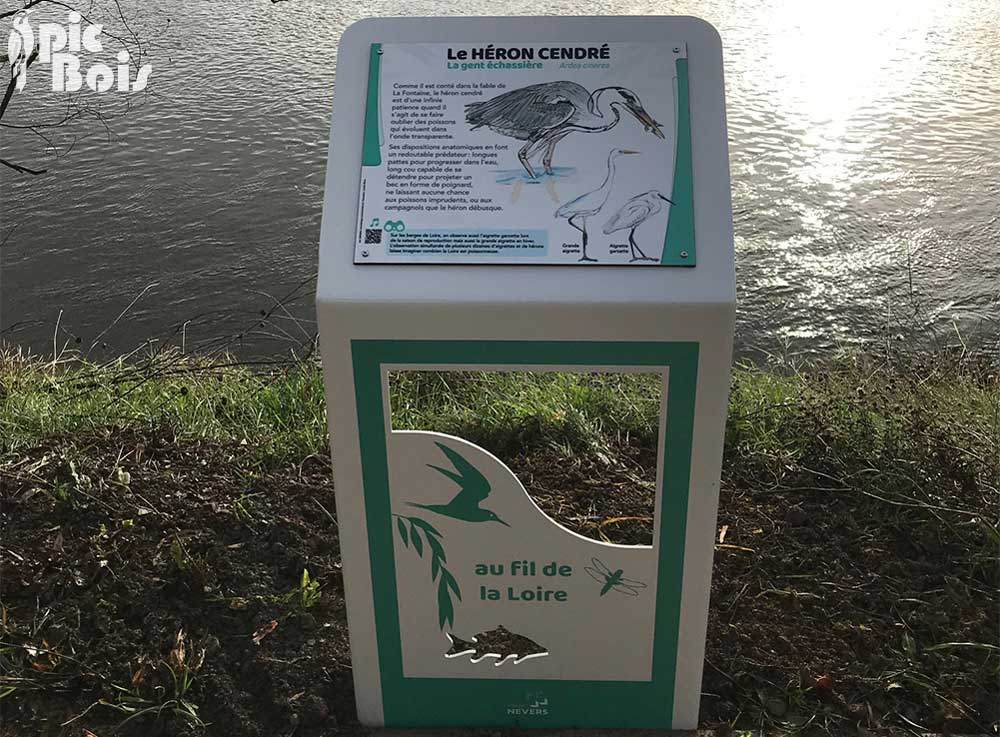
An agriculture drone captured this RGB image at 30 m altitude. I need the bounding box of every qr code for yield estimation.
[364,228,382,244]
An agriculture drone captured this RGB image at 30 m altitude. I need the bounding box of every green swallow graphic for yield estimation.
[409,441,510,527]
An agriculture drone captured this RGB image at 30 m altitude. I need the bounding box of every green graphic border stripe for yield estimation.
[351,339,699,727]
[362,43,382,167]
[662,57,695,266]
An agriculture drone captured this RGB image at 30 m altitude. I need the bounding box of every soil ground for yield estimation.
[2,425,995,736]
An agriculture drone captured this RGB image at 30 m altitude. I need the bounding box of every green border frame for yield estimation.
[361,43,382,166]
[661,57,695,266]
[351,339,699,727]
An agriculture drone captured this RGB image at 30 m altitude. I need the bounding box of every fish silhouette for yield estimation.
[444,625,548,666]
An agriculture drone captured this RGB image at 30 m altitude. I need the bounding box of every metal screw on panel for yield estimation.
[362,250,370,257]
[680,250,688,258]
[673,47,680,53]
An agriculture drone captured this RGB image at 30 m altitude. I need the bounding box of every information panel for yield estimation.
[320,15,734,729]
[354,41,695,265]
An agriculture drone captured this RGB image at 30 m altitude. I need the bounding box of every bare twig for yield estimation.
[0,157,46,174]
[87,283,160,354]
[312,498,337,528]
[0,46,38,122]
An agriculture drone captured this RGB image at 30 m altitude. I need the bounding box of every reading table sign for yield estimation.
[317,16,735,729]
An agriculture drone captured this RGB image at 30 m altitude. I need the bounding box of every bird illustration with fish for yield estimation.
[585,557,648,597]
[465,81,664,178]
[409,441,510,527]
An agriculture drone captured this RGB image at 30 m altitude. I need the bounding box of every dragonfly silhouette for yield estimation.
[584,557,647,597]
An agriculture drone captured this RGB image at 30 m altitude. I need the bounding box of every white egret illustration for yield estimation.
[555,148,638,262]
[466,83,664,178]
[602,190,675,262]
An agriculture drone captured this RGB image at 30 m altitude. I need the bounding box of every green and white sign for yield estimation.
[354,41,694,265]
[318,15,734,730]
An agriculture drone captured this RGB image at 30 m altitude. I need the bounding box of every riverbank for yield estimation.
[1,349,997,736]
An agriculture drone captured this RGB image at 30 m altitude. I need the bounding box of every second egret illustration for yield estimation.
[603,190,676,263]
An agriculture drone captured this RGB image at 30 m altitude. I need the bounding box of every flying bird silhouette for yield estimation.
[466,82,664,178]
[409,441,509,526]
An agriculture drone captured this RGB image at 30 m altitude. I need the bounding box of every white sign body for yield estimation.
[354,42,694,265]
[317,15,734,731]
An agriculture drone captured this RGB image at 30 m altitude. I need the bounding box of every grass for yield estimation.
[2,345,997,571]
[3,347,995,473]
[2,348,996,471]
[286,568,322,613]
[388,369,663,461]
[723,351,999,513]
[0,349,328,464]
[99,629,205,728]
[1,345,998,733]
[2,345,997,580]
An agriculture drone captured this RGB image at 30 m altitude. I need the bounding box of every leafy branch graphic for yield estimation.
[393,514,461,630]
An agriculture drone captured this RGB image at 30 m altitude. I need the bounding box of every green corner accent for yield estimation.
[351,340,699,728]
[362,43,382,167]
[661,57,695,266]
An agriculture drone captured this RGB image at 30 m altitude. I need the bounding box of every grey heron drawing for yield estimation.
[466,82,664,179]
[555,148,638,262]
[602,190,675,262]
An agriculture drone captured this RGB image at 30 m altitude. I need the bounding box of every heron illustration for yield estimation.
[602,190,675,262]
[408,441,509,526]
[555,148,637,262]
[466,82,664,179]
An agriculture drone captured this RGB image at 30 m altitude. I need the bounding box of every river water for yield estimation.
[2,0,998,360]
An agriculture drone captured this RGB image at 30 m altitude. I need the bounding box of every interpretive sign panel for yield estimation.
[317,15,735,730]
[354,42,695,265]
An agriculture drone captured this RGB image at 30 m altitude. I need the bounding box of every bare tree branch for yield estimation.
[1,0,147,63]
[0,46,38,121]
[0,0,158,175]
[0,0,49,21]
[1,219,23,247]
[0,157,47,174]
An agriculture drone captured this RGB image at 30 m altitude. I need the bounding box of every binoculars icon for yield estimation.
[368,218,405,233]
